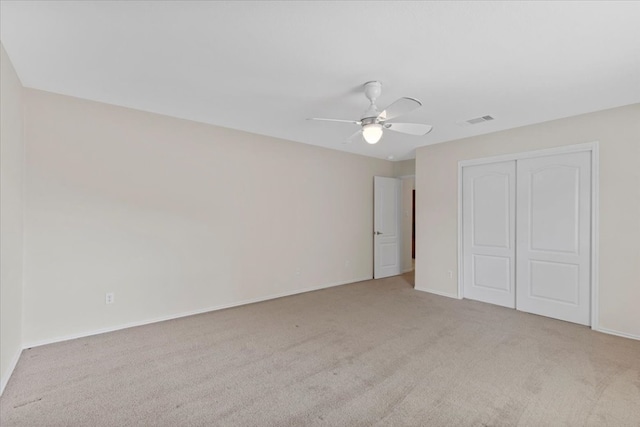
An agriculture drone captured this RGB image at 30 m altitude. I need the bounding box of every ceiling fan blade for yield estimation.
[384,122,433,136]
[307,118,361,125]
[343,129,362,144]
[377,97,422,121]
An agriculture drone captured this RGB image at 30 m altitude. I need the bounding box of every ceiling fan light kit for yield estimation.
[362,122,383,144]
[308,81,433,145]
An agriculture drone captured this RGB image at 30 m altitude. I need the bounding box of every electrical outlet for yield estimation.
[105,292,115,304]
[447,270,453,279]
[345,260,351,268]
[295,269,301,276]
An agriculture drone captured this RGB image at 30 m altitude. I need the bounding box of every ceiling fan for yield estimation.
[308,81,433,144]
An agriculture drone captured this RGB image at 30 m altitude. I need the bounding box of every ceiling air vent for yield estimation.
[466,115,494,125]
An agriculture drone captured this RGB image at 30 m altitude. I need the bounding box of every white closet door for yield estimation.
[516,152,591,325]
[463,161,516,308]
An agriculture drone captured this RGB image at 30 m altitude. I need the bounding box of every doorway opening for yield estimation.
[373,176,416,279]
[412,189,415,260]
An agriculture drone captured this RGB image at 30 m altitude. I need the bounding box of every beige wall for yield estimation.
[22,89,393,345]
[393,159,415,177]
[0,44,24,393]
[415,104,640,338]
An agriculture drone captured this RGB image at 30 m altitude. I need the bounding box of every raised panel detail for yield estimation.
[529,260,579,305]
[472,173,510,248]
[473,254,510,292]
[530,165,579,253]
[381,187,398,237]
[380,243,398,267]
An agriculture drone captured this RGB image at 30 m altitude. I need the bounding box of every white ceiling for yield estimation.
[2,1,639,161]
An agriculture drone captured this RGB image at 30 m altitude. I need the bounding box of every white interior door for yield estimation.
[516,152,592,325]
[462,161,516,308]
[374,176,401,279]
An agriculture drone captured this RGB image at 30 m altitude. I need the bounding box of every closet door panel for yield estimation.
[516,152,591,325]
[462,161,516,308]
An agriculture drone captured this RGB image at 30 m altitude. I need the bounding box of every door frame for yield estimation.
[457,141,600,330]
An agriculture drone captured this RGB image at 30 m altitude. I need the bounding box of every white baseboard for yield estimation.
[23,276,373,349]
[594,326,640,341]
[415,287,460,299]
[0,348,23,396]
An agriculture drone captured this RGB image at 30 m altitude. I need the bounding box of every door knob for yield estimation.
[374,231,382,235]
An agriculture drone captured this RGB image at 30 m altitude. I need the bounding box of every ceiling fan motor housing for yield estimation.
[360,117,378,126]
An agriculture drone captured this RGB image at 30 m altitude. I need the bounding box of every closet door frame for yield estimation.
[457,141,600,330]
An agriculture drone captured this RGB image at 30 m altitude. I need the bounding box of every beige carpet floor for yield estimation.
[1,273,640,426]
